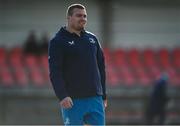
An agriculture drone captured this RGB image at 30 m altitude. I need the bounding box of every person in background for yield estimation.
[39,32,49,55]
[23,30,39,55]
[145,72,169,125]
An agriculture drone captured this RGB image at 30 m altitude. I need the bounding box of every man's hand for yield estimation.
[104,99,107,108]
[60,97,73,109]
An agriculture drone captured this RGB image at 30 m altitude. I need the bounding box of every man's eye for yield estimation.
[76,14,87,18]
[78,14,82,17]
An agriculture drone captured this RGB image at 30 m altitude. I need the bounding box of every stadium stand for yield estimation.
[0,47,179,87]
[0,46,179,124]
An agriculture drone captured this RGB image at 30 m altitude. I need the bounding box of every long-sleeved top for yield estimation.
[149,79,169,112]
[48,27,106,101]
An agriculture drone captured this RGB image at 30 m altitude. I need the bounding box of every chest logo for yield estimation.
[89,38,96,44]
[68,41,74,45]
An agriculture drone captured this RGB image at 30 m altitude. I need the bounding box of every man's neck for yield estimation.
[66,25,81,36]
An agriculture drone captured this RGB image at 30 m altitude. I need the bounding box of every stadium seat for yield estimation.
[24,55,46,87]
[172,48,180,68]
[0,65,14,87]
[158,48,171,68]
[120,67,136,86]
[24,55,39,68]
[128,48,142,68]
[113,48,128,67]
[103,47,112,65]
[103,47,110,55]
[9,55,23,67]
[29,67,45,87]
[106,65,120,86]
[0,48,7,66]
[123,74,136,86]
[148,66,162,80]
[13,66,28,86]
[142,48,157,68]
[9,47,23,67]
[170,75,180,86]
[134,68,151,86]
[39,55,51,84]
[40,54,48,68]
[10,47,23,56]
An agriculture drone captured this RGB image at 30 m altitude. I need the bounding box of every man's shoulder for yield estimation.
[85,31,97,38]
[50,31,65,44]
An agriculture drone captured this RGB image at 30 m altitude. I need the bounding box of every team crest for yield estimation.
[89,38,96,44]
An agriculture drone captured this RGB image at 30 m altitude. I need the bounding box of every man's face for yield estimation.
[68,8,87,31]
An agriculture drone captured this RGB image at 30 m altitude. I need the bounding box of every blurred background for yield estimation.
[0,0,180,124]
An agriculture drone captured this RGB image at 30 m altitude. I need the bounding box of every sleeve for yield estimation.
[96,38,107,100]
[48,38,68,101]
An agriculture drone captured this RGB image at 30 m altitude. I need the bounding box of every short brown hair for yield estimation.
[67,4,85,16]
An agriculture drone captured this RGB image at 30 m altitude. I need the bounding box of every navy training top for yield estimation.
[48,27,106,101]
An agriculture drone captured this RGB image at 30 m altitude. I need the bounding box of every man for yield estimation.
[48,4,107,125]
[145,73,169,125]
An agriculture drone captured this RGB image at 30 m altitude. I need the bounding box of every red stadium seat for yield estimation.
[0,48,7,66]
[113,48,128,67]
[24,55,39,68]
[103,47,112,65]
[40,55,48,68]
[39,55,51,84]
[0,66,14,87]
[29,67,45,87]
[150,66,162,79]
[142,48,157,67]
[170,75,180,86]
[172,48,180,68]
[114,48,126,58]
[134,68,151,86]
[158,48,171,68]
[9,47,23,67]
[9,55,23,67]
[123,74,136,86]
[120,67,136,86]
[127,48,142,68]
[10,47,23,56]
[13,66,29,86]
[106,65,120,86]
[172,48,180,57]
[103,47,111,57]
[165,67,177,77]
[24,55,46,87]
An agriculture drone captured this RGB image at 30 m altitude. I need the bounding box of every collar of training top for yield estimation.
[60,26,86,38]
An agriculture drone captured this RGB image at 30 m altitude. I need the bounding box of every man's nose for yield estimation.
[80,16,85,20]
[81,17,86,21]
[81,15,86,20]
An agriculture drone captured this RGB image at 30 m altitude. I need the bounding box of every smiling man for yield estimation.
[48,4,107,125]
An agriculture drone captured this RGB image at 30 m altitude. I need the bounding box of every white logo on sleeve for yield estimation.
[68,41,74,45]
[89,38,96,44]
[64,117,70,125]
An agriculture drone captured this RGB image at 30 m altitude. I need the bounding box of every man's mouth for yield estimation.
[79,21,86,24]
